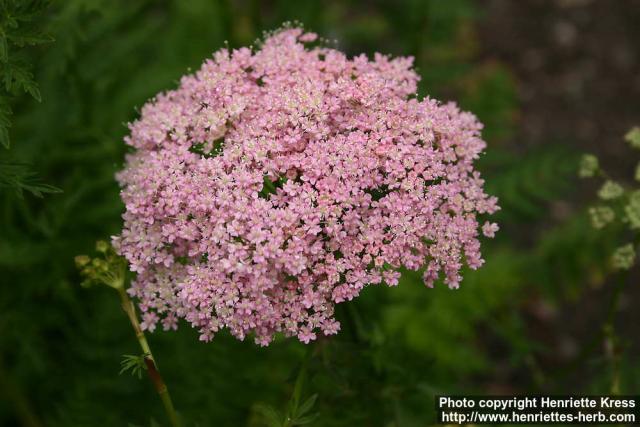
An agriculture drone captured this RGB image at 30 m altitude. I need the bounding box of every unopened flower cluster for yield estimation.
[114,28,499,345]
[581,126,640,270]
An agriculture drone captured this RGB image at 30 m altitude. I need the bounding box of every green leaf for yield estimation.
[22,71,41,102]
[0,123,9,148]
[188,138,224,158]
[292,413,320,425]
[2,61,42,101]
[290,361,306,413]
[0,35,7,62]
[119,354,147,379]
[8,29,54,47]
[0,101,11,128]
[482,146,577,221]
[0,160,61,197]
[259,176,278,199]
[296,394,317,417]
[18,182,62,198]
[254,404,283,427]
[0,97,13,148]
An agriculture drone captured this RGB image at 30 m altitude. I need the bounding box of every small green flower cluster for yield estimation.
[580,127,640,270]
[75,241,127,289]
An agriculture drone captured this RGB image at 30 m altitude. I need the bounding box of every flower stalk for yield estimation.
[76,241,181,427]
[116,286,181,427]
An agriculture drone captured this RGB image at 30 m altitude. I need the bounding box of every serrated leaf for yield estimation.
[19,182,62,198]
[24,80,41,102]
[0,103,11,125]
[0,124,9,148]
[2,61,41,101]
[290,364,306,413]
[119,354,146,379]
[8,29,54,47]
[292,413,320,425]
[254,404,283,427]
[0,160,61,197]
[296,394,317,417]
[3,14,18,30]
[0,100,10,148]
[0,35,7,62]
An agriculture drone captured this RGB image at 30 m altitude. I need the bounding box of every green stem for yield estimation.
[548,272,628,389]
[556,273,627,390]
[602,275,627,396]
[117,287,181,427]
[603,324,621,395]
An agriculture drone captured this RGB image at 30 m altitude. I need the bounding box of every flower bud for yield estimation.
[75,255,91,268]
[624,127,640,149]
[624,190,640,230]
[96,240,109,253]
[588,206,615,229]
[598,180,623,200]
[578,154,599,178]
[612,244,635,270]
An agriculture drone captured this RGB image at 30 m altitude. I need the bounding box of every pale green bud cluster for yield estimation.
[625,127,640,150]
[589,206,615,229]
[581,127,640,270]
[597,180,624,200]
[611,244,635,270]
[75,240,126,289]
[624,190,640,230]
[578,154,599,178]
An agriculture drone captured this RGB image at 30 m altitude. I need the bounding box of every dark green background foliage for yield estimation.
[1,1,638,426]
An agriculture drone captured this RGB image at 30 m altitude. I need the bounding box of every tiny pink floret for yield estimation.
[113,28,499,345]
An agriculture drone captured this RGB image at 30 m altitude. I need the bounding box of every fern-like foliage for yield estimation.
[0,0,53,148]
[482,146,578,222]
[0,159,61,197]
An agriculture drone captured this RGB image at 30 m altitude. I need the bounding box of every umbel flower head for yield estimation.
[580,126,640,272]
[113,27,499,345]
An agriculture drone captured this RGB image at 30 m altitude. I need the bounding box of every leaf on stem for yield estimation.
[119,354,148,380]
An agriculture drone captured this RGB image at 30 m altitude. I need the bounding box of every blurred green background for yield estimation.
[1,0,639,426]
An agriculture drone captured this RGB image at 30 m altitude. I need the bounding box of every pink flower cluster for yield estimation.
[114,28,499,345]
